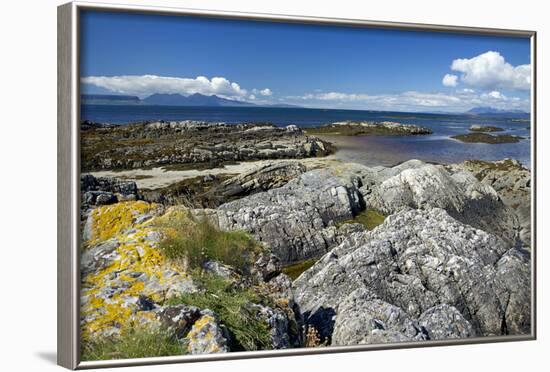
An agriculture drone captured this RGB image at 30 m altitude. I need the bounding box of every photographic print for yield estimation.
[75,7,533,363]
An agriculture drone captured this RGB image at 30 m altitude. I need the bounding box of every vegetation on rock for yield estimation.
[168,273,273,351]
[451,133,523,144]
[81,120,333,172]
[305,121,432,136]
[81,326,183,361]
[155,209,262,273]
[80,203,194,342]
[84,200,160,245]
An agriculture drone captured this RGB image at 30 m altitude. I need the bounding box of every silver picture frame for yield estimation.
[57,1,537,369]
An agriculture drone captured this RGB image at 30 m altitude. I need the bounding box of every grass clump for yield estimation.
[282,259,317,280]
[156,211,262,273]
[81,327,183,361]
[168,273,272,351]
[338,209,386,231]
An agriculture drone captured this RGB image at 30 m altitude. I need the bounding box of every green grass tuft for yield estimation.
[168,273,272,351]
[81,327,183,361]
[156,212,262,273]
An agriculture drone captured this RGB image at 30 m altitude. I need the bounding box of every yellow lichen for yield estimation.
[186,315,218,352]
[80,202,194,341]
[86,201,160,245]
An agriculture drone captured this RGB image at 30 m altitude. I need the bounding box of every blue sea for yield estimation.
[81,104,532,168]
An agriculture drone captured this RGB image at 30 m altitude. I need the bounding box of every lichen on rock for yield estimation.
[80,201,195,341]
[82,200,162,244]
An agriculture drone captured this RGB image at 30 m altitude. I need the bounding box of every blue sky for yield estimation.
[80,10,531,112]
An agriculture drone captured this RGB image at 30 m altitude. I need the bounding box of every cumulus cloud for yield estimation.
[442,74,458,87]
[81,74,273,100]
[251,88,273,96]
[450,51,531,91]
[481,90,506,100]
[286,88,529,112]
[298,92,371,101]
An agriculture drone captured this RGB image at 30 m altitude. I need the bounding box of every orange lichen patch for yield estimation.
[86,201,161,245]
[81,206,195,341]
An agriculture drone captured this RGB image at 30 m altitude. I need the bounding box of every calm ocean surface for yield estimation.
[81,104,532,168]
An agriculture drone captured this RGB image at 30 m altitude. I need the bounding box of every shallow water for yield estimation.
[81,104,532,168]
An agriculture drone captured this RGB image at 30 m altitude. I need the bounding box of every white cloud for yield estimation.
[303,92,371,101]
[482,90,506,100]
[450,51,531,90]
[286,88,529,112]
[81,75,275,100]
[252,88,273,96]
[248,94,257,100]
[442,74,458,87]
[259,88,272,96]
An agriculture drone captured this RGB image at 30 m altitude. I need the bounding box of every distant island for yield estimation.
[81,93,301,108]
[464,106,529,117]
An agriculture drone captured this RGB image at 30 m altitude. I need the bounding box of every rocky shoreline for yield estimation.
[81,120,333,172]
[79,120,531,359]
[305,120,433,136]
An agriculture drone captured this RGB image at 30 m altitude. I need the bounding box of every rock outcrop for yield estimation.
[469,125,504,132]
[358,160,520,246]
[81,120,333,171]
[451,133,523,144]
[81,174,140,210]
[293,208,531,345]
[201,169,365,264]
[452,159,531,246]
[203,162,307,205]
[80,202,196,340]
[79,156,532,355]
[80,201,301,356]
[306,121,432,136]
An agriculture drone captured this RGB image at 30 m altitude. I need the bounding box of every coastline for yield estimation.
[79,120,532,358]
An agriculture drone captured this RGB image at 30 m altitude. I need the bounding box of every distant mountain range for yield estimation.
[81,93,300,108]
[465,107,529,116]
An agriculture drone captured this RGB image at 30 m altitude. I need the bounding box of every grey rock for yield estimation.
[293,208,530,344]
[82,121,333,171]
[253,253,282,282]
[80,239,120,275]
[207,169,365,264]
[267,273,295,305]
[452,159,531,246]
[156,304,202,339]
[469,124,504,132]
[202,260,239,280]
[320,121,432,135]
[184,311,230,354]
[360,160,519,246]
[81,173,139,197]
[332,289,428,346]
[253,304,293,349]
[418,304,474,340]
[80,174,141,214]
[204,161,307,203]
[83,191,118,206]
